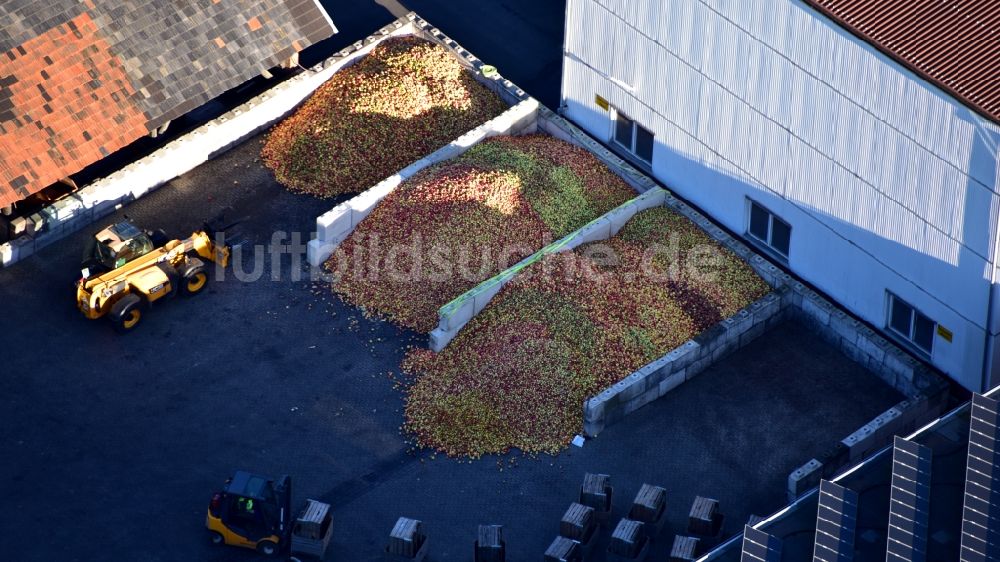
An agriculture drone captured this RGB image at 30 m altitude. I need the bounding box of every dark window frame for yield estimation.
[745,199,791,259]
[612,110,654,164]
[886,292,935,355]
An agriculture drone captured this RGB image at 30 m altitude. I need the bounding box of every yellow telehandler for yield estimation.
[75,214,241,332]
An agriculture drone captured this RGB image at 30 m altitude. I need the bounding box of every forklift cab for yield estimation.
[206,471,292,557]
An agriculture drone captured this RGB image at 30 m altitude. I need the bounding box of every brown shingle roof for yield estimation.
[0,0,336,208]
[802,0,1000,124]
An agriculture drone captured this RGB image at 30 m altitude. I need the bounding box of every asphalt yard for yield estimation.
[0,133,902,558]
[1,2,903,560]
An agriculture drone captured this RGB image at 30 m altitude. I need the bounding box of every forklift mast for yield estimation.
[275,474,291,537]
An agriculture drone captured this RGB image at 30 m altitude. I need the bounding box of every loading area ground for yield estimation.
[0,134,902,561]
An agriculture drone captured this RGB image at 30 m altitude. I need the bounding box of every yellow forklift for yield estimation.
[206,471,333,558]
[75,213,241,332]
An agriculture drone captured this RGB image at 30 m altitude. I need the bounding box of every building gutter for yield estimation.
[981,123,1000,393]
[558,0,574,114]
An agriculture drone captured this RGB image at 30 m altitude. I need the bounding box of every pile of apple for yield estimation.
[263,36,508,197]
[329,135,636,332]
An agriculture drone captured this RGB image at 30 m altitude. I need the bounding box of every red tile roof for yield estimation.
[802,0,1000,124]
[0,0,336,208]
[0,13,148,207]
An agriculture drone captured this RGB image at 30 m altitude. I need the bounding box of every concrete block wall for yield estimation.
[0,16,428,269]
[429,261,523,351]
[784,395,938,500]
[429,187,668,351]
[772,265,949,499]
[786,459,823,504]
[581,180,794,437]
[414,19,529,109]
[583,290,785,437]
[662,179,951,409]
[779,276,950,490]
[306,99,540,267]
[784,282,948,403]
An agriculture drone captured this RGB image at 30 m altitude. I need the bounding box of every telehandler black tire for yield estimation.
[110,293,144,333]
[153,263,181,299]
[180,262,208,296]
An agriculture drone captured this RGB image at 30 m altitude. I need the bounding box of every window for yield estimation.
[746,199,791,258]
[887,293,935,354]
[613,111,654,163]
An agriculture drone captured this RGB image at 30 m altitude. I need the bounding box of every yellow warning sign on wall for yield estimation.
[937,325,953,342]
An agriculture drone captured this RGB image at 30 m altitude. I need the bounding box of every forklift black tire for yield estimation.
[180,264,208,296]
[209,531,224,545]
[110,294,144,333]
[256,540,278,557]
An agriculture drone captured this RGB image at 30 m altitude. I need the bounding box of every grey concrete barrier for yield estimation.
[786,459,823,503]
[583,290,785,437]
[428,188,667,352]
[306,98,541,267]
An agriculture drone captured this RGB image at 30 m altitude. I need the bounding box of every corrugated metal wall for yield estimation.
[562,0,1000,390]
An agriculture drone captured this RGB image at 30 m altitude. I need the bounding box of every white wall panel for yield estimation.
[756,115,790,194]
[594,0,662,40]
[608,15,639,89]
[750,52,793,129]
[561,56,608,136]
[695,80,736,168]
[712,0,794,54]
[962,185,998,259]
[634,38,667,113]
[660,54,702,135]
[785,137,832,207]
[661,0,706,72]
[874,61,914,139]
[966,118,1000,191]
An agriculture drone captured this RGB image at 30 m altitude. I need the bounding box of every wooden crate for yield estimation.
[560,503,596,542]
[629,484,666,523]
[474,524,504,562]
[579,473,613,516]
[608,519,648,559]
[544,536,581,562]
[669,536,700,561]
[687,496,723,536]
[290,499,333,558]
[386,517,427,561]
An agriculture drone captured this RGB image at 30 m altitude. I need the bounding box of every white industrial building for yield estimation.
[560,0,1000,391]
